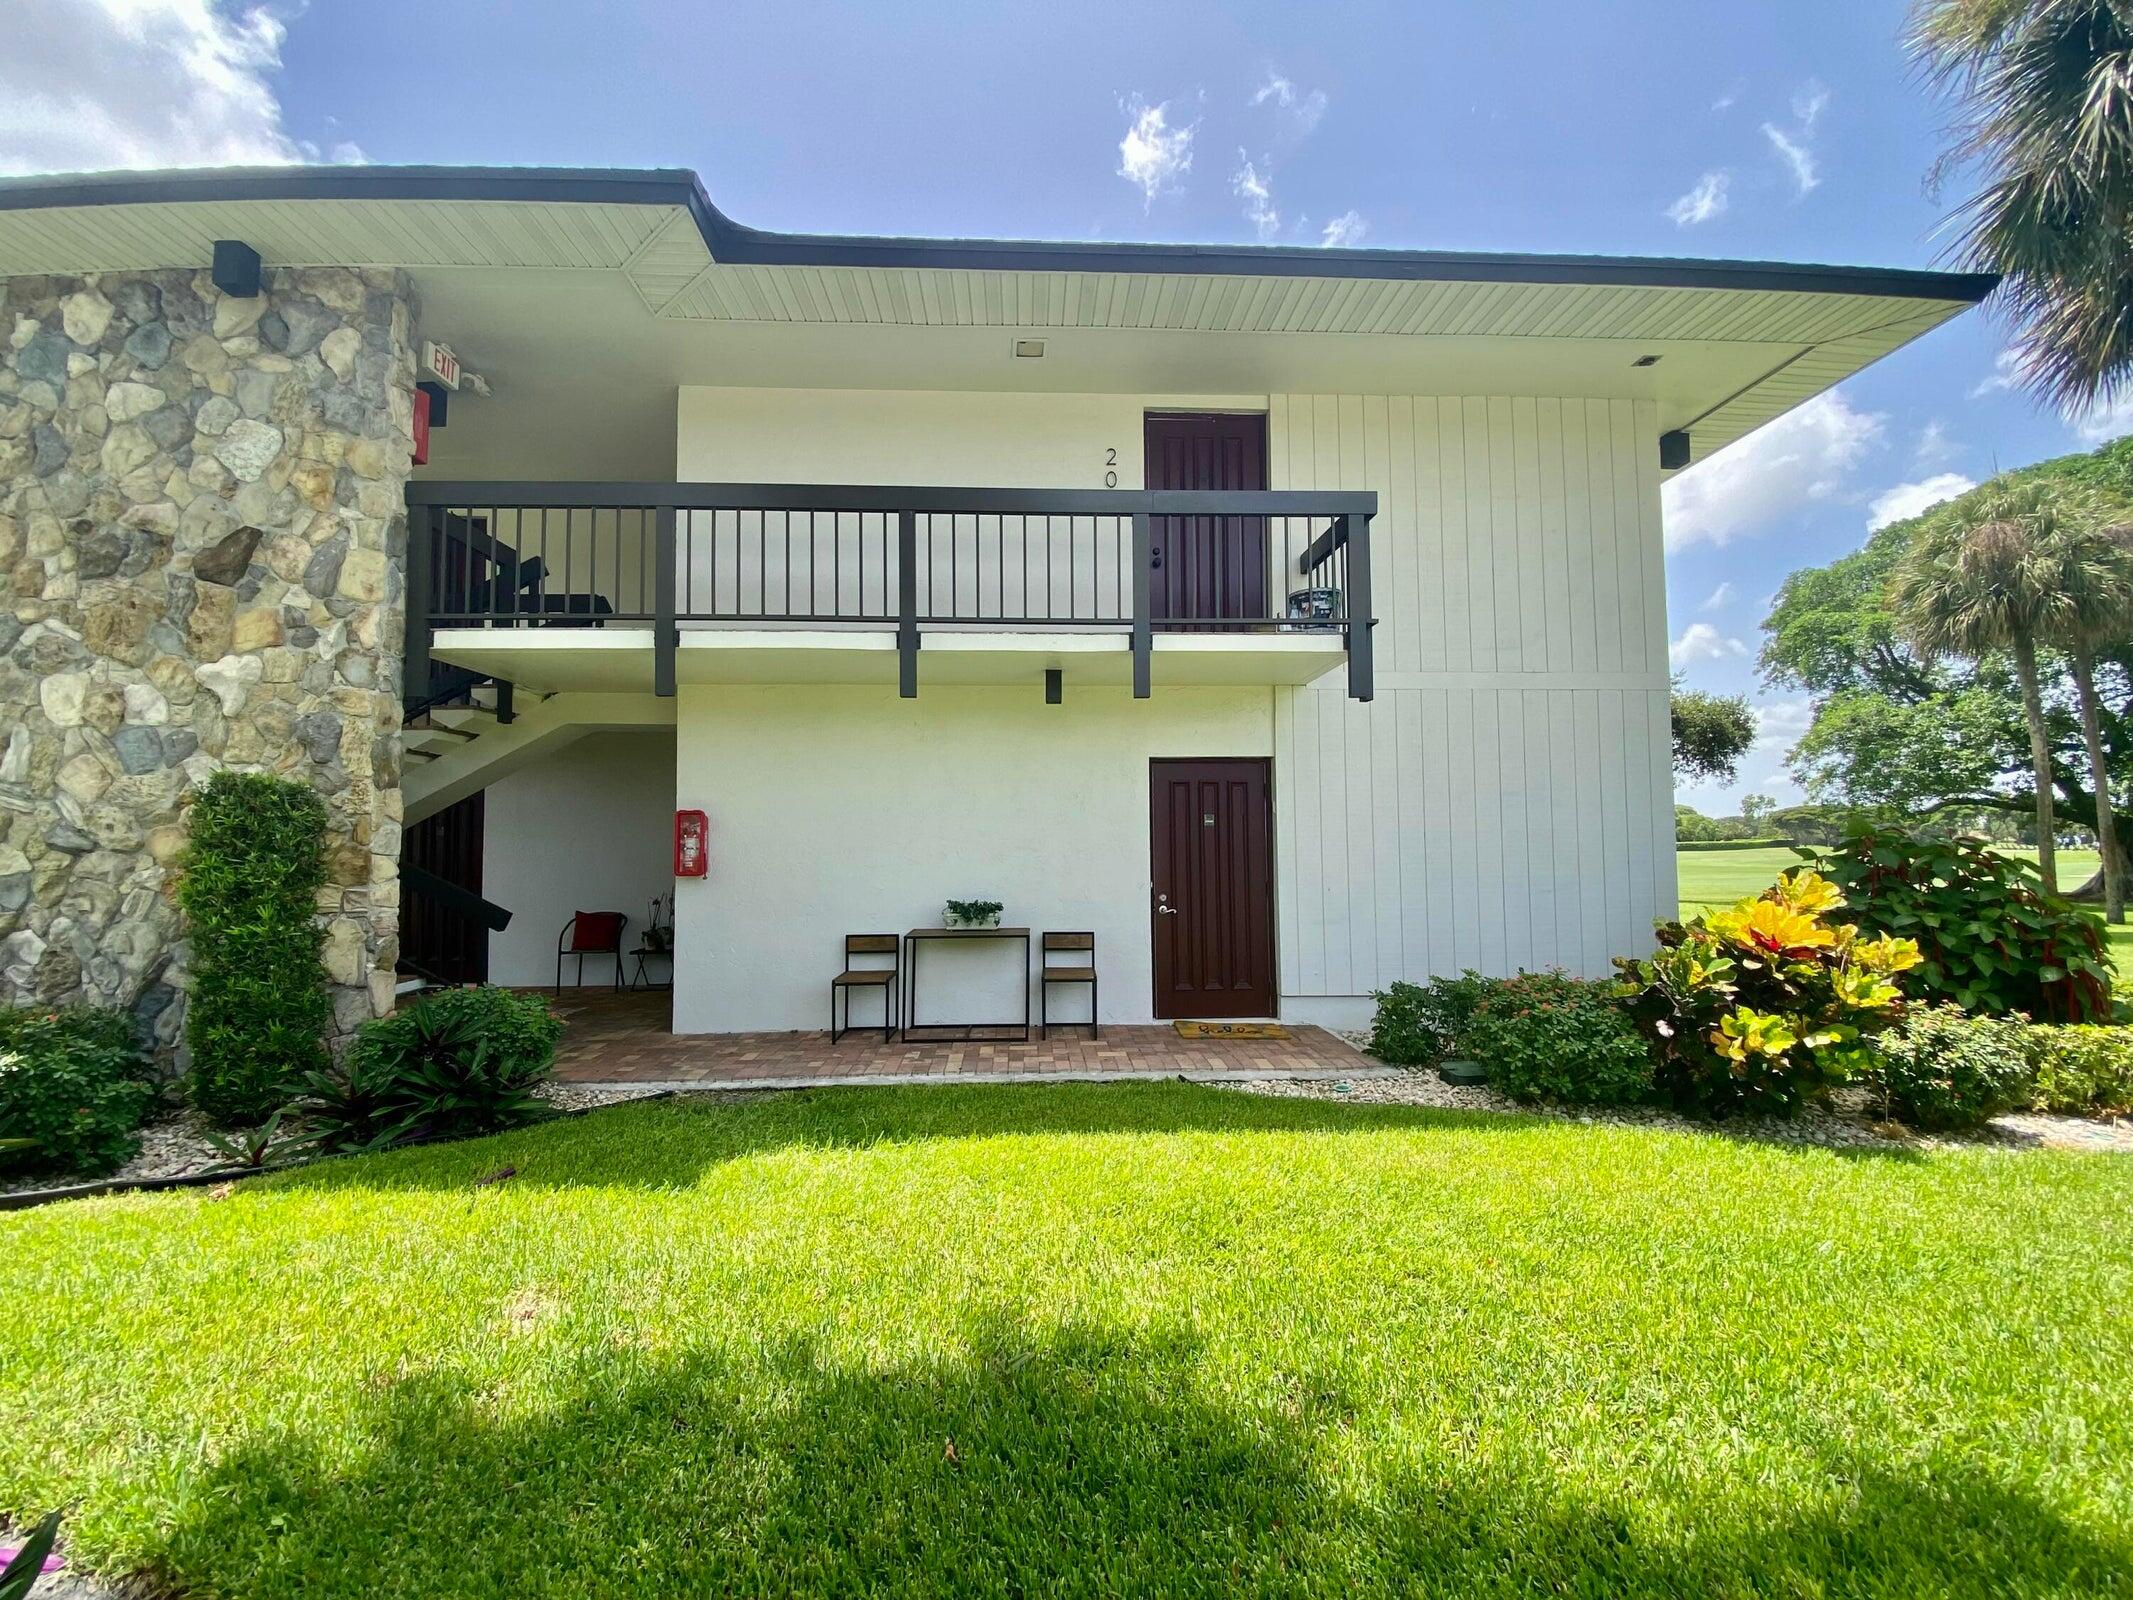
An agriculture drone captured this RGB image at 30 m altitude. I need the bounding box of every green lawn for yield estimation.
[4,1085,2130,1598]
[1678,845,2130,979]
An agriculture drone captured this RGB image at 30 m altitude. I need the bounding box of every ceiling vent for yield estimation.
[1013,338,1047,358]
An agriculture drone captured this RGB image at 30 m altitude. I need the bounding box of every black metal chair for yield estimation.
[555,910,627,994]
[1039,931,1098,1039]
[830,934,900,1042]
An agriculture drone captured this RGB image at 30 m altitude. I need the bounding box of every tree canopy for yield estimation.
[1760,438,2133,859]
[1669,679,1756,784]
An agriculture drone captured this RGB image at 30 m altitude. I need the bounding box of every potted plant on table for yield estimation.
[944,898,1004,929]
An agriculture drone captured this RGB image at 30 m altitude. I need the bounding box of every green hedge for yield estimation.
[2022,1025,2133,1116]
[1676,838,1790,852]
[177,771,332,1127]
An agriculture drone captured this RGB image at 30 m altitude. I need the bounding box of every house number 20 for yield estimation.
[1103,447,1118,488]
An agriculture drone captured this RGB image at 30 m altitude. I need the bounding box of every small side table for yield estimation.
[629,945,673,992]
[901,926,1032,1042]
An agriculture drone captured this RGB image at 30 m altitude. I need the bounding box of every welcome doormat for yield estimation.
[1174,1021,1289,1040]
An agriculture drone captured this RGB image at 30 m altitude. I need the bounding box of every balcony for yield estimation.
[403,483,1376,703]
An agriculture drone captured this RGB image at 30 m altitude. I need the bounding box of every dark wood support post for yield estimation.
[494,679,514,725]
[897,509,919,699]
[1130,511,1152,700]
[404,503,434,702]
[653,505,676,698]
[1344,514,1374,702]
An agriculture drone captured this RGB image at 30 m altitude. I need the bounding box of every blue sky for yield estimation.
[7,1,2119,810]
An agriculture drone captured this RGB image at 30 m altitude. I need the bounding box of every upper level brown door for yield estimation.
[1149,758,1275,1018]
[1144,412,1268,624]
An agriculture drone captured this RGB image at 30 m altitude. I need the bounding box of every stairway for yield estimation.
[402,682,676,825]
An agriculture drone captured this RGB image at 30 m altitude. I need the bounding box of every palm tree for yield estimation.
[1910,1,2133,407]
[2040,516,2133,920]
[1890,480,2082,892]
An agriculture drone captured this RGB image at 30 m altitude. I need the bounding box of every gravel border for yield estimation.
[1205,1033,2133,1155]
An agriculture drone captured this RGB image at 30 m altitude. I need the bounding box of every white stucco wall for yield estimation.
[670,683,1273,1032]
[482,732,677,987]
[672,385,1673,1031]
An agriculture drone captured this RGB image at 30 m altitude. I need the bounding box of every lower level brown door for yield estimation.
[1149,758,1275,1018]
[401,792,487,984]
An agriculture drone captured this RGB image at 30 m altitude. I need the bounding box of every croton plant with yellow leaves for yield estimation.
[1614,869,1921,1118]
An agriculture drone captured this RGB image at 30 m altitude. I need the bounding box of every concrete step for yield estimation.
[405,723,477,756]
[430,705,500,736]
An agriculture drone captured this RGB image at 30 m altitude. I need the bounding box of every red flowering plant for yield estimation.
[1613,869,1920,1118]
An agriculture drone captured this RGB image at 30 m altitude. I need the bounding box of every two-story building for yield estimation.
[0,166,1989,1045]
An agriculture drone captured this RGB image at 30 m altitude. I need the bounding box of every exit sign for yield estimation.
[421,340,461,390]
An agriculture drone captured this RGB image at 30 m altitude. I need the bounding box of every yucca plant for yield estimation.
[351,992,559,1140]
[0,1510,61,1600]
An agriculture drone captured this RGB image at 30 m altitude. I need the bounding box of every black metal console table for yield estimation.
[901,926,1032,1042]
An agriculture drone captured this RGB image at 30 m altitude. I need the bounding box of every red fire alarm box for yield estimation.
[674,809,709,877]
[410,385,430,466]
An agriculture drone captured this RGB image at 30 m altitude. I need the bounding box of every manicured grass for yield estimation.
[4,1084,2130,1597]
[1679,845,2127,979]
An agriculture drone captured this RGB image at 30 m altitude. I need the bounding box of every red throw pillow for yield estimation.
[572,911,625,952]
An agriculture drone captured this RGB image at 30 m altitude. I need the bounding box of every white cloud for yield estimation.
[1866,472,1976,530]
[1971,347,2023,397]
[1117,97,1196,207]
[1320,209,1369,248]
[1759,81,1828,197]
[1792,80,1830,130]
[0,0,315,175]
[1701,581,1736,611]
[1912,419,1958,468]
[1762,122,1818,194]
[1666,170,1730,226]
[2067,387,2133,445]
[1662,390,1886,551]
[1711,79,1745,112]
[1670,622,1749,669]
[1251,70,1328,134]
[1231,152,1279,239]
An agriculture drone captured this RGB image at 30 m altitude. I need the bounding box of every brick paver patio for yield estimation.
[545,989,1386,1086]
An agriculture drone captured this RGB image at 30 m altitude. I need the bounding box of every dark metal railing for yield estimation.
[403,482,1376,701]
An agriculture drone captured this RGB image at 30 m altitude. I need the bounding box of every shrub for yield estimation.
[1615,869,1919,1118]
[1462,972,1652,1106]
[285,1050,419,1154]
[2021,1025,2133,1116]
[0,1005,156,1177]
[1809,823,2113,1023]
[1872,1005,2032,1131]
[1367,972,1495,1065]
[347,986,563,1142]
[177,772,332,1126]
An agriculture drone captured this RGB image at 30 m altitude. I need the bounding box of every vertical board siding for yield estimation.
[1271,393,1671,997]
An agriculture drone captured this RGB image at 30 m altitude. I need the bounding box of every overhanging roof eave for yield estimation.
[0,163,1998,305]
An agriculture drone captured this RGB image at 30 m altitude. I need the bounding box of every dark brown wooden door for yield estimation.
[401,792,488,984]
[1149,758,1275,1018]
[1144,412,1268,624]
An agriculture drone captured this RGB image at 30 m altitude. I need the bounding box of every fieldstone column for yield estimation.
[0,265,419,1057]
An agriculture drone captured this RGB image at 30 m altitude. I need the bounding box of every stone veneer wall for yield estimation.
[0,266,419,1056]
